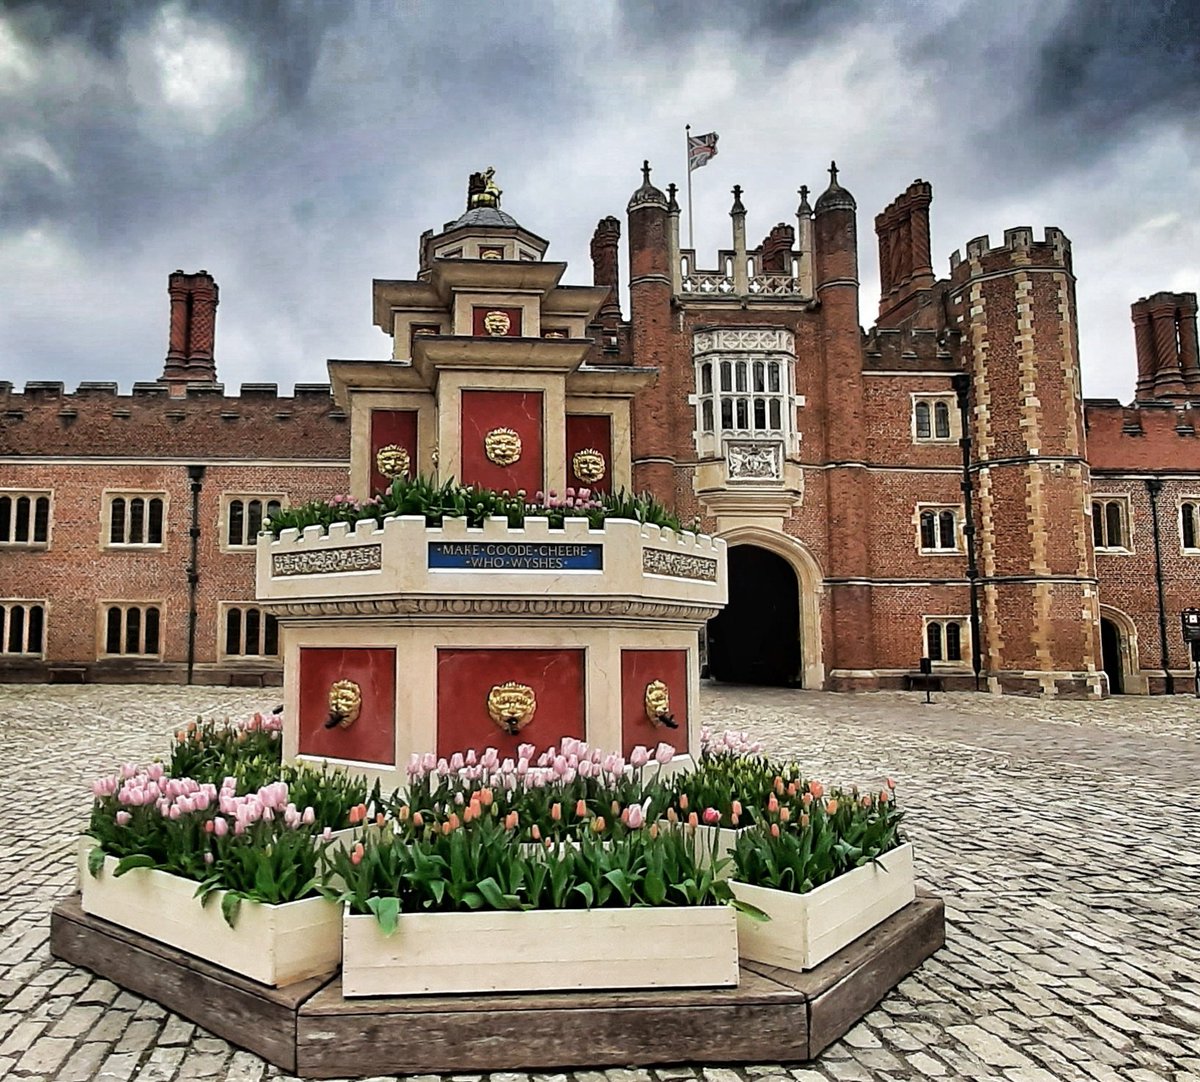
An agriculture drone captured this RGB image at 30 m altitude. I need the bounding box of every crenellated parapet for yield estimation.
[0,381,347,458]
[949,227,1072,282]
[1084,399,1200,470]
[256,515,727,615]
[862,326,956,370]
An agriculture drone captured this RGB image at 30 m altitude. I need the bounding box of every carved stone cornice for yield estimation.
[263,597,721,622]
[692,328,795,355]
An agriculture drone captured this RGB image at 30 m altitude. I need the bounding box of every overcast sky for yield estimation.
[1,0,1198,402]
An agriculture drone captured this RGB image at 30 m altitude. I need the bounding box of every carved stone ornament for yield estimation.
[375,444,411,480]
[726,440,782,481]
[486,681,536,735]
[483,310,512,336]
[692,328,795,355]
[485,427,522,466]
[572,447,606,484]
[480,247,504,260]
[644,680,678,729]
[326,679,362,730]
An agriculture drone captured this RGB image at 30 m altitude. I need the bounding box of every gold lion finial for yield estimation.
[467,166,502,210]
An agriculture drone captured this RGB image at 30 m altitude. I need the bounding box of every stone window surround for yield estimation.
[911,393,959,444]
[690,327,803,462]
[0,600,46,657]
[1179,497,1200,553]
[102,491,168,549]
[221,494,286,552]
[0,489,52,548]
[914,503,964,554]
[923,615,970,668]
[98,601,164,659]
[1091,494,1133,554]
[218,602,281,661]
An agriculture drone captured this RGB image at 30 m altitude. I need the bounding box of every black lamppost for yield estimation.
[952,373,982,691]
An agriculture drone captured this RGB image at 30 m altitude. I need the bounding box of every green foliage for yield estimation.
[669,750,807,828]
[167,714,282,788]
[322,817,743,928]
[264,475,685,537]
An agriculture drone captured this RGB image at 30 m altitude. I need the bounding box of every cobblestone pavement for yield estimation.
[0,682,1198,1081]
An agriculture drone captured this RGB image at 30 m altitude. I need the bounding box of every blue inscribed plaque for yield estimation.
[428,541,603,571]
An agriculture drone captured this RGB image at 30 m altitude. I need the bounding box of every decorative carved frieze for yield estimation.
[265,597,722,621]
[642,548,719,582]
[692,328,795,355]
[726,440,782,482]
[271,545,382,577]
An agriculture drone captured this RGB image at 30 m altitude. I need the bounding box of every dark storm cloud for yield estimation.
[616,0,866,44]
[3,0,343,104]
[1028,0,1200,151]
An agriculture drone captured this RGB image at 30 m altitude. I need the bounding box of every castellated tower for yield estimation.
[948,229,1102,696]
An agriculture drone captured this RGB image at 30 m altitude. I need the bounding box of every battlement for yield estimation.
[1084,400,1200,470]
[949,227,1072,281]
[863,326,956,370]
[0,380,347,459]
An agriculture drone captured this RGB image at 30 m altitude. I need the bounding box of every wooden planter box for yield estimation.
[82,855,342,987]
[342,905,739,997]
[730,843,915,972]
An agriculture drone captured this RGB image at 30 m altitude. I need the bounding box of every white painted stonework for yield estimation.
[341,905,739,996]
[729,843,916,971]
[81,855,342,987]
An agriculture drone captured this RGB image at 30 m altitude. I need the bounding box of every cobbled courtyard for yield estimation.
[0,682,1197,1082]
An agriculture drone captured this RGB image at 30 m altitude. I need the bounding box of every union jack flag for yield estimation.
[688,131,719,172]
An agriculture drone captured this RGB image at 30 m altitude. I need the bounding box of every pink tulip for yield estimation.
[630,746,650,768]
[702,807,720,825]
[115,811,131,826]
[654,743,675,765]
[204,852,214,865]
[168,805,181,820]
[302,807,315,825]
[518,742,535,761]
[213,817,228,837]
[450,752,465,771]
[627,804,645,829]
[465,749,478,766]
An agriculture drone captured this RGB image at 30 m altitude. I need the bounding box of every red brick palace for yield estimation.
[2,163,1198,695]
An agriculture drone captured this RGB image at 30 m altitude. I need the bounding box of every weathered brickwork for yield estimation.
[3,166,1198,695]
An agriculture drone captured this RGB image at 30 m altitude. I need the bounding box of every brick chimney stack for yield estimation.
[1132,291,1198,401]
[589,216,622,328]
[875,180,934,324]
[161,270,219,397]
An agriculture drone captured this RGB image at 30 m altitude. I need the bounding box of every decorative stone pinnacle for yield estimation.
[800,185,809,200]
[828,161,839,185]
[730,184,745,215]
[641,160,652,184]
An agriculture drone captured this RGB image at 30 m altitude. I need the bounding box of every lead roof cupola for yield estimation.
[421,168,549,268]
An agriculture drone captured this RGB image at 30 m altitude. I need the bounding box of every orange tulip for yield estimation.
[825,799,839,815]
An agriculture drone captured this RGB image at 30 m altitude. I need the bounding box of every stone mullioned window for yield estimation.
[101,603,162,658]
[924,616,969,666]
[1091,497,1131,552]
[221,604,279,659]
[0,491,51,546]
[224,496,284,549]
[912,395,957,443]
[1181,499,1200,552]
[0,602,45,656]
[105,494,166,547]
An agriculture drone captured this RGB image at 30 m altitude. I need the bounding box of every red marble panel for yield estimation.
[369,409,418,496]
[436,647,585,758]
[472,306,523,337]
[298,647,396,766]
[620,649,690,756]
[460,389,543,495]
[566,414,614,493]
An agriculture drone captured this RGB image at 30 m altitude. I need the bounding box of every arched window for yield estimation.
[227,496,285,546]
[1105,502,1123,548]
[1182,501,1199,550]
[915,402,931,440]
[107,494,165,545]
[0,492,51,544]
[934,401,951,439]
[920,511,937,550]
[945,621,961,661]
[222,605,280,657]
[102,605,162,656]
[939,510,956,549]
[926,622,943,661]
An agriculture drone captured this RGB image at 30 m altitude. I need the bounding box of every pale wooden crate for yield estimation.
[82,856,342,987]
[730,843,916,971]
[342,905,739,997]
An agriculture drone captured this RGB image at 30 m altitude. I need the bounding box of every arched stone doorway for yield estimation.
[1100,617,1123,694]
[707,545,801,686]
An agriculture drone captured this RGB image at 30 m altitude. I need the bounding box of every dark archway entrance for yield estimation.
[1100,617,1124,694]
[707,545,801,686]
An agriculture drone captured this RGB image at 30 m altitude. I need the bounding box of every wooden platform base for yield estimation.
[50,893,944,1077]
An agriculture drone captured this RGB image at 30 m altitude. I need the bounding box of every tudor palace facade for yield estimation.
[2,164,1198,696]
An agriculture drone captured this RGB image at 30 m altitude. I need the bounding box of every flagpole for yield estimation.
[685,124,694,250]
